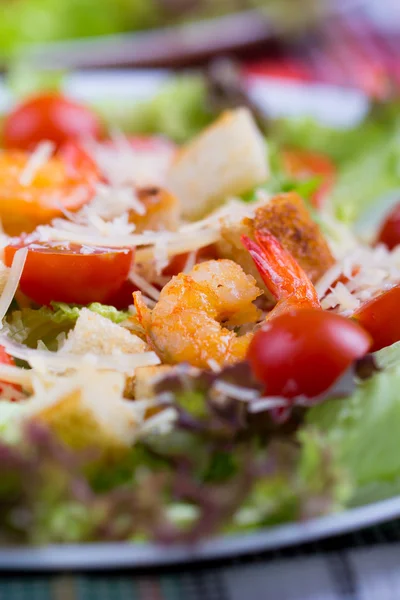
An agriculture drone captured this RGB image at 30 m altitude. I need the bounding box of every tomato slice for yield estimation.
[247,309,372,400]
[5,239,134,306]
[353,285,400,352]
[282,149,336,208]
[3,94,102,151]
[0,149,101,236]
[377,202,400,250]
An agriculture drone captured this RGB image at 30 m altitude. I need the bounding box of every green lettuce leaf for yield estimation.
[307,365,400,502]
[273,104,400,225]
[5,302,129,350]
[95,76,213,143]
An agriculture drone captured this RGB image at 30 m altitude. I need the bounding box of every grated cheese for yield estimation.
[19,141,55,186]
[0,363,35,390]
[318,244,400,315]
[87,134,174,189]
[182,251,197,274]
[248,397,289,413]
[0,249,27,327]
[212,380,259,401]
[128,270,160,301]
[0,334,160,374]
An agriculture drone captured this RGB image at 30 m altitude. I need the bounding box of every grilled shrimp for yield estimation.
[134,259,262,368]
[242,229,320,320]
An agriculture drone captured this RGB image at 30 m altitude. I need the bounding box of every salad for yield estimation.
[1,71,400,547]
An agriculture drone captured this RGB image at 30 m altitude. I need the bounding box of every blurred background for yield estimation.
[0,0,394,106]
[0,0,397,78]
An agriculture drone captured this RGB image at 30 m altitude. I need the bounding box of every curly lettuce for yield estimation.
[5,302,129,350]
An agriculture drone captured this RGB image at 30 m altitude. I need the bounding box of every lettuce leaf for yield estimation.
[94,76,213,143]
[273,104,400,226]
[307,365,400,501]
[5,302,129,350]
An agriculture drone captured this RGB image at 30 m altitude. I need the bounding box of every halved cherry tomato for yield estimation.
[247,309,372,399]
[353,285,400,352]
[162,245,218,278]
[377,202,400,250]
[5,239,134,306]
[0,149,100,235]
[3,94,102,151]
[282,149,336,209]
[59,140,102,180]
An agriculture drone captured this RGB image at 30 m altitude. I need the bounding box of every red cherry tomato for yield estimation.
[162,245,218,278]
[247,309,372,399]
[5,239,133,306]
[3,94,102,151]
[353,285,400,352]
[282,149,336,208]
[377,202,400,250]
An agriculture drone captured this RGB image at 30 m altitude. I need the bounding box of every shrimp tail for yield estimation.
[241,230,320,309]
[133,291,152,330]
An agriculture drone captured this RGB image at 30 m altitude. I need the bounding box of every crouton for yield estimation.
[134,365,174,400]
[26,371,138,456]
[218,192,334,289]
[167,108,269,220]
[61,309,147,356]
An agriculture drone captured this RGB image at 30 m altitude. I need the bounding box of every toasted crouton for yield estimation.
[61,309,147,356]
[26,371,138,456]
[134,365,174,400]
[218,192,334,289]
[167,108,269,220]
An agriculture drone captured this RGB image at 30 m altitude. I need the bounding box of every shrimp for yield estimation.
[242,229,320,320]
[133,259,262,368]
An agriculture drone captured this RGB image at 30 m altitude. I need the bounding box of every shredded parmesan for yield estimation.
[19,141,55,186]
[317,244,400,315]
[183,251,197,274]
[87,133,174,189]
[0,249,27,326]
[248,397,289,413]
[0,335,160,374]
[0,363,35,389]
[212,380,260,401]
[129,270,160,301]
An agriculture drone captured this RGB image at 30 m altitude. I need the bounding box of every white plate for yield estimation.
[1,495,400,571]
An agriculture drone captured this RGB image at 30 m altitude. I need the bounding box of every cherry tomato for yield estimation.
[282,149,336,208]
[162,245,218,278]
[0,149,100,236]
[247,309,372,399]
[5,239,134,306]
[3,94,102,151]
[353,285,400,352]
[377,202,400,250]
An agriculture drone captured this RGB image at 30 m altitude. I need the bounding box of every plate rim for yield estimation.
[1,494,400,571]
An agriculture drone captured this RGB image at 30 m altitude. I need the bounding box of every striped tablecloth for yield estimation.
[3,524,400,600]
